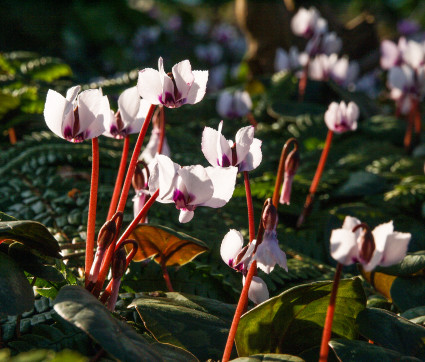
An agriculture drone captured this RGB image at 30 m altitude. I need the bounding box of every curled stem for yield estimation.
[107,135,130,220]
[272,138,298,208]
[297,130,333,227]
[319,262,343,362]
[85,137,99,285]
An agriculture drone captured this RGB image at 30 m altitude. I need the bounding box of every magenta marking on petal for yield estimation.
[228,258,234,267]
[219,154,231,167]
[173,189,187,209]
[64,126,73,140]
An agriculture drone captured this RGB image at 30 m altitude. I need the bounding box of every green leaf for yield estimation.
[0,348,88,362]
[0,220,61,258]
[356,308,425,359]
[374,251,425,276]
[129,292,236,361]
[235,278,366,356]
[329,339,422,362]
[231,354,305,361]
[53,286,197,362]
[390,276,425,312]
[0,212,18,222]
[8,242,64,281]
[401,306,425,325]
[31,62,72,82]
[335,171,387,197]
[0,252,34,315]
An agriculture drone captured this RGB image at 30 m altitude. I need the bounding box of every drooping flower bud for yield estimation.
[280,148,300,205]
[132,161,148,191]
[353,223,375,264]
[97,219,117,249]
[262,199,278,232]
[112,246,127,280]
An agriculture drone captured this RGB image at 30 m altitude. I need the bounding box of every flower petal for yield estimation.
[244,275,269,304]
[330,229,359,265]
[118,86,141,127]
[372,221,394,253]
[379,232,411,267]
[153,155,179,201]
[179,210,194,223]
[66,85,81,102]
[235,126,254,165]
[128,99,151,135]
[217,121,232,167]
[238,138,262,172]
[44,89,70,139]
[177,165,214,206]
[77,89,103,134]
[201,166,237,208]
[220,229,244,267]
[186,70,208,104]
[172,60,194,100]
[137,68,162,105]
[201,126,219,166]
[86,95,108,139]
[380,40,399,69]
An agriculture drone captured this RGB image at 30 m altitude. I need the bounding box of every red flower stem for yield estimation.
[222,259,257,362]
[93,189,159,296]
[272,138,297,208]
[8,127,17,145]
[161,260,174,292]
[414,99,421,135]
[107,136,130,220]
[243,171,255,243]
[116,104,156,214]
[247,112,258,128]
[297,130,333,227]
[157,105,165,154]
[404,112,413,151]
[85,137,99,286]
[319,262,343,362]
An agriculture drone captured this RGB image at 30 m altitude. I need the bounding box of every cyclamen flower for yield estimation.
[274,47,301,73]
[44,85,108,142]
[216,90,252,119]
[330,216,411,271]
[202,121,262,172]
[149,155,237,223]
[137,57,208,108]
[291,7,327,39]
[380,38,406,70]
[324,101,359,133]
[309,54,358,85]
[220,229,269,304]
[103,86,151,139]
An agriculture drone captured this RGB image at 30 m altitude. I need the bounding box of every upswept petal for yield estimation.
[220,229,244,267]
[86,95,108,139]
[66,85,81,102]
[372,221,394,252]
[380,40,400,69]
[238,138,262,172]
[324,102,339,131]
[245,276,269,304]
[172,60,195,100]
[201,126,220,166]
[177,165,214,206]
[346,102,359,130]
[158,60,175,106]
[154,155,179,201]
[77,89,103,132]
[186,70,208,104]
[44,89,69,139]
[201,166,237,208]
[330,229,359,265]
[217,121,232,166]
[379,232,411,266]
[128,99,151,135]
[403,40,424,69]
[137,68,163,105]
[342,215,361,235]
[235,126,254,165]
[118,86,141,126]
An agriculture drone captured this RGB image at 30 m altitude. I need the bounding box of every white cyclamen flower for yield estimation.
[137,57,208,108]
[44,85,108,142]
[324,101,359,133]
[216,90,252,119]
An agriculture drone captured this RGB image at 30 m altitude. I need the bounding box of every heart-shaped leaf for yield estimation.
[0,220,61,258]
[8,242,64,282]
[374,251,425,276]
[235,278,366,356]
[129,292,236,361]
[0,252,34,315]
[128,224,208,266]
[231,354,305,362]
[53,286,197,362]
[329,339,422,362]
[356,308,425,359]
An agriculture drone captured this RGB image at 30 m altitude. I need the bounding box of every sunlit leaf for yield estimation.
[235,278,366,356]
[129,292,236,360]
[374,252,425,276]
[53,286,197,362]
[128,224,208,266]
[231,354,305,362]
[0,252,34,315]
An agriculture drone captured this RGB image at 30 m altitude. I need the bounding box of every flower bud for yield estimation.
[132,162,147,191]
[112,246,127,280]
[262,199,278,231]
[280,148,300,205]
[97,219,117,249]
[353,223,375,263]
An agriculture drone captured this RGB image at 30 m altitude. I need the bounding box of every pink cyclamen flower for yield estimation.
[216,90,252,119]
[380,38,406,70]
[220,229,269,304]
[309,54,357,85]
[137,57,208,108]
[44,85,108,142]
[202,121,262,172]
[149,155,237,223]
[330,216,411,271]
[324,101,359,133]
[103,86,152,139]
[291,7,327,39]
